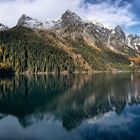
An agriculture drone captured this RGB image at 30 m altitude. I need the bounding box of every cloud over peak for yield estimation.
[0,0,139,34]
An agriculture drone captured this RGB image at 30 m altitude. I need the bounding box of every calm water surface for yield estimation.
[0,73,140,140]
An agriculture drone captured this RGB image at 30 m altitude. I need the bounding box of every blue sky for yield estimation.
[84,0,140,34]
[0,0,140,35]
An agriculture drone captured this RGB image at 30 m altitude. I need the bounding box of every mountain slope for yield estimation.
[126,34,140,51]
[0,26,76,73]
[0,10,140,73]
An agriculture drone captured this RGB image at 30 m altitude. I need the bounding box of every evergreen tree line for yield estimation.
[0,27,75,73]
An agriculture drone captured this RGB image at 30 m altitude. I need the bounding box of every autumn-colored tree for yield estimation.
[129,57,140,63]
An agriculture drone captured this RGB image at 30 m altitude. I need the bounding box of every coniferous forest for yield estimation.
[0,27,75,74]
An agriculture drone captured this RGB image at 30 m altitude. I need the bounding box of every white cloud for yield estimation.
[0,0,139,29]
[80,1,140,28]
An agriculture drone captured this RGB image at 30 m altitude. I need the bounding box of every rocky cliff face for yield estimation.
[58,11,135,55]
[108,26,126,52]
[17,14,62,30]
[126,34,140,51]
[0,10,140,73]
[61,10,83,28]
[17,14,44,29]
[15,10,140,55]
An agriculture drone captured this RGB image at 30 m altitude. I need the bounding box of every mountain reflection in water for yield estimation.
[0,73,140,140]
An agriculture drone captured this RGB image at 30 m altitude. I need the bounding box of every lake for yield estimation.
[0,73,140,140]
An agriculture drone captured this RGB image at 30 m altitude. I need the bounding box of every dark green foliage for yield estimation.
[0,26,75,73]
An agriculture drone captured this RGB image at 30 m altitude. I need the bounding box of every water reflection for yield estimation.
[0,73,140,140]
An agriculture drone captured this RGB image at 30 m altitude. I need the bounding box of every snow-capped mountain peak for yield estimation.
[13,10,140,53]
[61,10,83,27]
[0,23,8,31]
[17,14,44,29]
[62,10,82,21]
[17,14,62,30]
[91,20,113,30]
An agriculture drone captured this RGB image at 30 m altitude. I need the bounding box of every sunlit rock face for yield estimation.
[126,34,140,51]
[15,10,140,55]
[0,10,140,73]
[109,26,126,48]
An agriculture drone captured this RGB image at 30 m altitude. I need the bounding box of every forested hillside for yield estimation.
[0,10,140,74]
[0,27,75,73]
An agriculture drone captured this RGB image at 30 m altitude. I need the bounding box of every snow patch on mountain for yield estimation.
[0,23,8,31]
[126,34,140,51]
[17,14,44,29]
[1,10,140,53]
[17,14,62,30]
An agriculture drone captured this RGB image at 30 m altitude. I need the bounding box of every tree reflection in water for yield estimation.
[0,73,140,130]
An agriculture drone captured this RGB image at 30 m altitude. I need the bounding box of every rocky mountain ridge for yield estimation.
[15,10,140,54]
[1,10,140,54]
[126,34,140,51]
[17,14,62,30]
[0,10,140,73]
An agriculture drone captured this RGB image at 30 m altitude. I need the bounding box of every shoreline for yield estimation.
[0,69,140,76]
[16,70,140,76]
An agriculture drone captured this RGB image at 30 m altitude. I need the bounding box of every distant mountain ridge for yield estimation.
[1,10,140,53]
[0,10,140,73]
[12,10,140,54]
